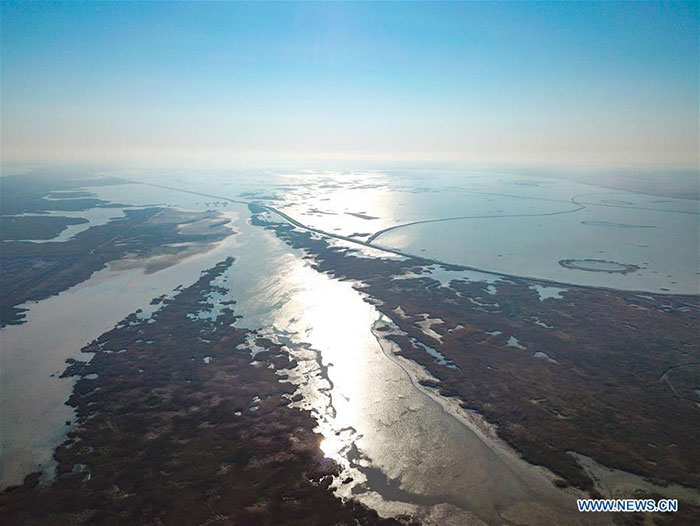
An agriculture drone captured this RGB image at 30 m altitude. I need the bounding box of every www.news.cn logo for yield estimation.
[577,499,678,513]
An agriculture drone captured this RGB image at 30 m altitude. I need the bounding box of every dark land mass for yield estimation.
[251,209,700,523]
[345,212,380,220]
[0,207,231,326]
[0,173,232,327]
[0,215,89,240]
[2,171,697,525]
[0,171,127,215]
[0,258,402,526]
[46,190,96,199]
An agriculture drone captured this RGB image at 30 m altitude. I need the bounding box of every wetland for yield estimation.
[1,168,698,526]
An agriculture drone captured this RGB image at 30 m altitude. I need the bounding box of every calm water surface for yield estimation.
[4,169,696,523]
[0,214,240,487]
[98,170,699,293]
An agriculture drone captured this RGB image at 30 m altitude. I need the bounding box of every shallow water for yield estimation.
[194,206,600,524]
[374,201,698,294]
[0,215,240,488]
[99,169,698,294]
[1,188,600,523]
[2,206,131,243]
[4,168,696,521]
[530,285,568,301]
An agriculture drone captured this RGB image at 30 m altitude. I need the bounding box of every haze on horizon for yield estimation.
[1,1,698,169]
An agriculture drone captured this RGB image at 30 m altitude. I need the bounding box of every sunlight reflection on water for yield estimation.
[210,205,598,525]
[4,169,676,525]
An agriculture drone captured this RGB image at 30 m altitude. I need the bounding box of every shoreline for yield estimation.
[0,214,240,489]
[119,176,699,297]
[255,210,700,498]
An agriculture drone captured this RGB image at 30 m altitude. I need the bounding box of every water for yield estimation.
[0,215,240,487]
[1,207,134,243]
[191,206,598,524]
[0,190,600,524]
[4,168,697,522]
[530,285,568,301]
[374,200,698,294]
[97,169,698,294]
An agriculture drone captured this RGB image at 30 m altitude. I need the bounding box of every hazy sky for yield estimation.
[1,1,698,168]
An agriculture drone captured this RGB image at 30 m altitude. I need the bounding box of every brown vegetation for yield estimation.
[1,258,399,525]
[257,213,700,503]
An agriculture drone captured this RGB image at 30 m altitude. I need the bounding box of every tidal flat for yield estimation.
[1,169,698,526]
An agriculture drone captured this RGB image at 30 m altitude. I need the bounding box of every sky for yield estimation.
[1,1,698,169]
